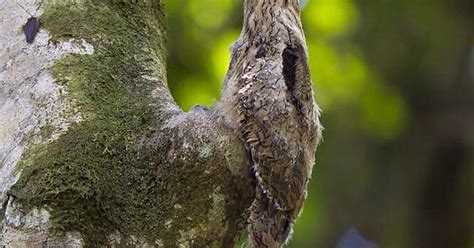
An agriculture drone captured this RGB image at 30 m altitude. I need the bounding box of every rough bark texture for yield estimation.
[0,1,253,246]
[0,0,318,247]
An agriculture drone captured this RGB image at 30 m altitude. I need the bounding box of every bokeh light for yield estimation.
[163,0,474,246]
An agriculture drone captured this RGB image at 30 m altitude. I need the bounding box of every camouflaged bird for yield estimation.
[217,0,322,247]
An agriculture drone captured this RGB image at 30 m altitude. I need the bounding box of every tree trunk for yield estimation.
[0,0,318,247]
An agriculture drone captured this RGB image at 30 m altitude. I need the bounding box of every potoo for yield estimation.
[217,0,322,247]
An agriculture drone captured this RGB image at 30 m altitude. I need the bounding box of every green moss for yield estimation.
[9,1,235,245]
[38,123,56,139]
[7,1,205,246]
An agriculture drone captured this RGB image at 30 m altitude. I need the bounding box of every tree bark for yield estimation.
[0,0,317,247]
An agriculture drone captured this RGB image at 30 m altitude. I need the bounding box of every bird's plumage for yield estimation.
[217,0,321,247]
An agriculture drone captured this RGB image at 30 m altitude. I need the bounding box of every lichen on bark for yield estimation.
[5,1,252,246]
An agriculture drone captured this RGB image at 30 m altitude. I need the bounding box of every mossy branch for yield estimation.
[1,1,253,246]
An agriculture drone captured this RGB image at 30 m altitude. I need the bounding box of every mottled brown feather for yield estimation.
[217,0,321,247]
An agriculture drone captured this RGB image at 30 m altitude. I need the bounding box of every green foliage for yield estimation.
[165,0,473,247]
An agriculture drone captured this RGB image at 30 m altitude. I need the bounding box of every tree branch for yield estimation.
[1,1,252,246]
[0,0,319,247]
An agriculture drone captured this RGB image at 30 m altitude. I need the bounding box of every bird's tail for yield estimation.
[247,195,294,248]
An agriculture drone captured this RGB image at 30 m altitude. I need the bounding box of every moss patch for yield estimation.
[8,1,246,246]
[7,1,194,246]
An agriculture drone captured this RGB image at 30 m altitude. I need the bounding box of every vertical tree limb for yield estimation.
[0,0,319,247]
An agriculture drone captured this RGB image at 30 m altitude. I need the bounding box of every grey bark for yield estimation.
[0,0,318,247]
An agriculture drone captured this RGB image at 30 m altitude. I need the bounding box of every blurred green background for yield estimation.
[163,0,473,247]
